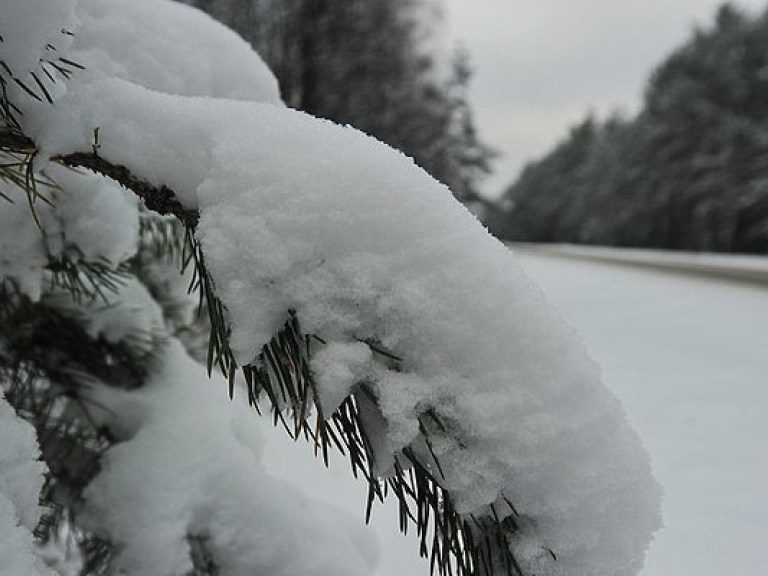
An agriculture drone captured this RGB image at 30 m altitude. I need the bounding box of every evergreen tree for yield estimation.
[494,2,768,254]
[181,0,495,205]
[641,2,768,252]
[0,2,659,575]
[494,116,599,242]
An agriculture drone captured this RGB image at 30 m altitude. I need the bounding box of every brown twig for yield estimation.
[0,128,199,229]
[57,152,199,229]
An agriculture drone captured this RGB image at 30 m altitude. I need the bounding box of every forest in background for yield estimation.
[182,0,496,206]
[489,3,768,254]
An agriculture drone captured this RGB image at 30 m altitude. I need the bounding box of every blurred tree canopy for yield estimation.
[182,0,495,205]
[491,3,768,253]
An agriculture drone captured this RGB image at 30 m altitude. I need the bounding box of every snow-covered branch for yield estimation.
[0,128,199,228]
[57,151,200,230]
[0,1,662,575]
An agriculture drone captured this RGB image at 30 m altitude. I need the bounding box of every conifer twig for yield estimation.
[1,128,520,576]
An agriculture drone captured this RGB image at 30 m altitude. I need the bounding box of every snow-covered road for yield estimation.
[516,251,768,576]
[261,250,768,576]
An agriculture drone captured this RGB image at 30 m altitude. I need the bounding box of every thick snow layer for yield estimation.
[0,196,54,300]
[0,168,138,299]
[0,393,52,576]
[51,165,140,268]
[517,252,768,576]
[12,0,660,573]
[83,341,377,576]
[311,341,374,413]
[29,76,661,573]
[69,0,281,103]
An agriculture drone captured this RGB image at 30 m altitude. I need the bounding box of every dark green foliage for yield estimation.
[1,74,182,568]
[0,244,173,573]
[493,2,768,254]
[1,282,138,574]
[187,534,219,576]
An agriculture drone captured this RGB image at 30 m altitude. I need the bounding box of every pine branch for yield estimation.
[0,129,199,228]
[47,254,131,304]
[0,127,36,151]
[1,128,520,576]
[57,151,200,230]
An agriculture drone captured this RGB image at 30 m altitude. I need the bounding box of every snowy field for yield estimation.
[515,250,768,576]
[513,242,768,285]
[262,248,768,576]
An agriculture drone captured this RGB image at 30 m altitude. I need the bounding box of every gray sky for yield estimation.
[441,0,767,198]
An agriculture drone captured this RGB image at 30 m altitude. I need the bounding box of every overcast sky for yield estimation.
[441,0,767,198]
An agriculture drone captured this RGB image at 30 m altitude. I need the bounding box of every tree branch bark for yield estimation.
[57,152,199,229]
[1,128,199,229]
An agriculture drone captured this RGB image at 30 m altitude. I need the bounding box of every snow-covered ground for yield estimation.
[262,248,768,576]
[513,242,768,285]
[516,250,768,576]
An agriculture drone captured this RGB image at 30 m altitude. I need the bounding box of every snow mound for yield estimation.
[70,0,281,104]
[0,168,138,300]
[0,394,52,576]
[51,165,140,268]
[0,196,54,300]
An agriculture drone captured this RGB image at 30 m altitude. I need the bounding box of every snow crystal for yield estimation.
[0,393,52,576]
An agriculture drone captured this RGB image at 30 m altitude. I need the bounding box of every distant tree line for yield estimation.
[490,4,768,254]
[181,0,495,205]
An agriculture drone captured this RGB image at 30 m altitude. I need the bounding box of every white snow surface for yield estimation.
[515,251,768,576]
[0,393,52,576]
[69,0,281,103]
[84,340,378,576]
[0,195,54,300]
[0,0,76,95]
[267,249,768,576]
[0,168,138,299]
[7,0,661,573]
[51,165,140,268]
[514,242,768,285]
[48,280,377,575]
[311,341,374,413]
